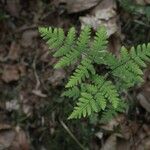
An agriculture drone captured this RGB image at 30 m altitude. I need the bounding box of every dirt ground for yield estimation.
[0,0,150,150]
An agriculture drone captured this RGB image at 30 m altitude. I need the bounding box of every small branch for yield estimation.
[59,119,87,150]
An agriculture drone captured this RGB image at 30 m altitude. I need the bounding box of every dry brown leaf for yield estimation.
[116,138,130,150]
[57,0,100,13]
[80,0,119,36]
[1,64,26,83]
[136,0,150,4]
[145,0,150,4]
[10,127,29,150]
[0,126,29,150]
[0,124,11,130]
[20,94,33,117]
[0,130,16,149]
[8,41,20,61]
[101,134,117,150]
[48,69,66,86]
[137,87,150,112]
[6,99,20,111]
[100,115,125,131]
[21,29,38,48]
[6,0,21,17]
[2,65,20,83]
[136,0,146,5]
[136,137,150,150]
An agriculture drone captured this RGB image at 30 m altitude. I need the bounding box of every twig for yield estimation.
[59,119,87,150]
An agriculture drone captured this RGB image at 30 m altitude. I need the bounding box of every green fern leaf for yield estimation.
[66,58,95,87]
[53,27,76,57]
[62,86,80,99]
[92,75,119,108]
[90,26,108,63]
[39,27,65,49]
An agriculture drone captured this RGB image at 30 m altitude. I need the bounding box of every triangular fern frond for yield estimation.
[66,58,95,87]
[112,44,150,88]
[39,25,150,122]
[54,27,92,69]
[68,92,98,119]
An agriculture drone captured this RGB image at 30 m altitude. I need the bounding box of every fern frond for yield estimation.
[100,100,127,123]
[90,27,108,63]
[83,84,98,95]
[95,93,107,110]
[100,106,118,123]
[39,27,65,49]
[110,44,150,88]
[62,86,80,100]
[66,58,95,87]
[76,26,91,53]
[92,74,119,108]
[54,49,80,69]
[68,92,98,119]
[39,26,150,122]
[53,27,76,57]
[54,27,91,69]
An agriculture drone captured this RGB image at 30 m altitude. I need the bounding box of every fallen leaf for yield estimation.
[100,115,125,131]
[56,0,100,13]
[6,99,20,111]
[2,65,20,83]
[48,69,66,86]
[101,134,117,150]
[6,0,21,17]
[21,29,38,48]
[0,124,11,130]
[145,0,150,4]
[0,130,16,149]
[11,127,29,150]
[116,138,130,150]
[137,92,150,112]
[137,137,150,150]
[136,0,146,5]
[1,64,26,83]
[80,0,120,36]
[8,41,21,61]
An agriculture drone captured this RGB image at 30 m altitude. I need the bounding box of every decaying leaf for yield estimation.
[56,0,100,13]
[21,29,38,48]
[0,130,16,149]
[136,0,150,4]
[6,0,21,17]
[137,84,150,112]
[6,99,20,111]
[48,69,66,86]
[11,127,29,150]
[8,41,20,61]
[1,64,26,83]
[80,0,120,36]
[145,0,150,4]
[100,115,125,131]
[101,134,117,150]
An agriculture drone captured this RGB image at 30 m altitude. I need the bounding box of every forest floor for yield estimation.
[0,0,150,150]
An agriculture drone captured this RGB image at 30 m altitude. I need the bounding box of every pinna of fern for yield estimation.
[39,26,150,122]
